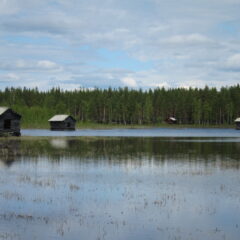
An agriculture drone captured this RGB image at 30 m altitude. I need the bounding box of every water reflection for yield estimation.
[50,138,69,149]
[1,137,240,168]
[0,140,20,167]
[0,137,240,240]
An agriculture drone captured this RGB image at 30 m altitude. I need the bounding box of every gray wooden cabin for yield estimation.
[48,115,76,131]
[0,107,21,136]
[234,118,240,130]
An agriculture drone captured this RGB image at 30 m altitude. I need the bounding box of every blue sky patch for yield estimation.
[89,48,153,71]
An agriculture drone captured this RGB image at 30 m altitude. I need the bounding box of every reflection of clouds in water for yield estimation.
[0,138,240,240]
[50,139,68,149]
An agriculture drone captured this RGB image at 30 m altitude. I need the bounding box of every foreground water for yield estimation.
[0,137,240,240]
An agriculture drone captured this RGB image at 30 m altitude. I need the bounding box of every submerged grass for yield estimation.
[0,137,240,240]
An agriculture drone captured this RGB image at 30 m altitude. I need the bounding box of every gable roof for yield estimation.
[169,117,177,121]
[48,114,76,122]
[0,107,9,115]
[0,107,21,118]
[235,118,240,122]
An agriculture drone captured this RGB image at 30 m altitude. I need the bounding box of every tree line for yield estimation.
[0,85,239,127]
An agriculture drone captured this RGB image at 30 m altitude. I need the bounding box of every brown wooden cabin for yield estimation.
[0,107,21,136]
[48,115,76,131]
[234,118,240,130]
[165,117,177,124]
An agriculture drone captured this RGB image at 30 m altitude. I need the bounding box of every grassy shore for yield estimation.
[21,121,235,129]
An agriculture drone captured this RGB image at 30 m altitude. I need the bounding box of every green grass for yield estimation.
[21,122,50,129]
[21,121,235,129]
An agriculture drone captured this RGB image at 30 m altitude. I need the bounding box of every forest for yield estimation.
[0,85,239,128]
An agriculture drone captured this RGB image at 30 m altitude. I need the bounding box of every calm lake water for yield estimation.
[0,136,240,240]
[22,127,240,137]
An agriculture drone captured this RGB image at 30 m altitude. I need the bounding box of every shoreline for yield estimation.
[21,123,235,130]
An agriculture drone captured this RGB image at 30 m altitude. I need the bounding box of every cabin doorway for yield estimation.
[67,122,71,128]
[4,119,11,129]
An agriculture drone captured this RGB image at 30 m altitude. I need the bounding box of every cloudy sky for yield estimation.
[0,0,240,90]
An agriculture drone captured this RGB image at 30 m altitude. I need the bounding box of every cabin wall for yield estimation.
[0,119,21,131]
[50,120,76,131]
[166,119,177,124]
[0,110,21,135]
[236,122,240,130]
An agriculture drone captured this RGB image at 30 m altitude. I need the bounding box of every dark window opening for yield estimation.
[67,122,71,128]
[4,119,11,129]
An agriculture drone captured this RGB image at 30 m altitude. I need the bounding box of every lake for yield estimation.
[22,127,240,137]
[0,134,240,239]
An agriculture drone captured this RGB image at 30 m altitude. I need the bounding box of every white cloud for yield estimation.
[121,77,137,87]
[0,0,19,15]
[149,82,170,89]
[224,54,240,71]
[0,59,62,72]
[37,60,59,69]
[1,17,71,35]
[165,34,212,45]
[5,73,20,80]
[57,83,82,91]
[0,73,20,82]
[0,0,240,89]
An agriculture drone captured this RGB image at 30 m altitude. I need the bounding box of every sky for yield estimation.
[0,0,240,90]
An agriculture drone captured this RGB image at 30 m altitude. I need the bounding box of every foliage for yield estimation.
[0,85,239,127]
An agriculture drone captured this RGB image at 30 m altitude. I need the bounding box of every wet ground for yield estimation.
[0,136,240,240]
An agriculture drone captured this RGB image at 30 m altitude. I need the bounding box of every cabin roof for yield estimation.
[235,118,240,122]
[0,107,9,115]
[0,106,21,118]
[48,114,74,122]
[169,117,177,121]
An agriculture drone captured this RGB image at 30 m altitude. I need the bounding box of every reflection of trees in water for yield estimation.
[0,141,20,167]
[1,138,240,169]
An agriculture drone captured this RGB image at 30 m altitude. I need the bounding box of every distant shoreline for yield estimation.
[21,123,235,130]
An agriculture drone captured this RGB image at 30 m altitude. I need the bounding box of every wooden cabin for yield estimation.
[165,117,177,124]
[234,118,240,130]
[0,107,21,136]
[48,115,76,131]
